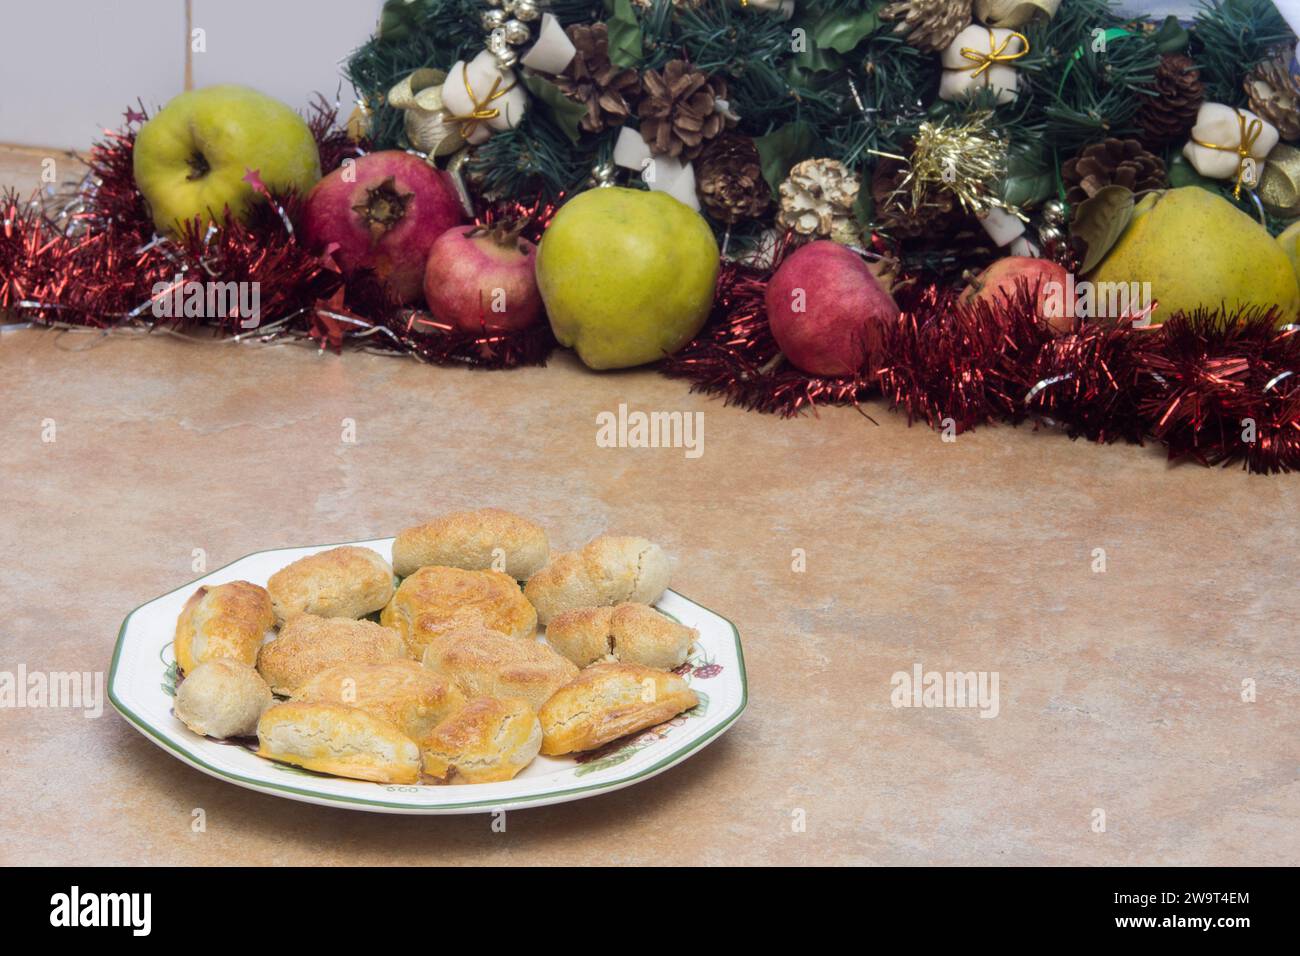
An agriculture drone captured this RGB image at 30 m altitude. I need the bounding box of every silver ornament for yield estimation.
[502,18,531,45]
[512,0,541,22]
[480,9,506,30]
[590,160,616,187]
[1037,224,1065,246]
[1041,198,1067,227]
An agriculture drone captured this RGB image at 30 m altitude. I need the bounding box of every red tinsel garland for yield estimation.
[664,263,1300,473]
[4,108,1300,472]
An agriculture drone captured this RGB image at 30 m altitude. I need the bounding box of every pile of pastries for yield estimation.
[170,509,700,785]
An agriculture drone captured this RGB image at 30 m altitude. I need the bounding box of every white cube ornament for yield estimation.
[1182,103,1278,187]
[441,51,528,145]
[940,25,1025,105]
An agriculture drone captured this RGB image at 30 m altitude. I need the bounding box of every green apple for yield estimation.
[1087,187,1299,323]
[133,85,321,235]
[536,188,719,369]
[1278,220,1300,294]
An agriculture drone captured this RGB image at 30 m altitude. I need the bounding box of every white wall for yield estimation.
[0,0,382,150]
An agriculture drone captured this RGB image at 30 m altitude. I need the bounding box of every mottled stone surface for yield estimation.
[1,325,1296,866]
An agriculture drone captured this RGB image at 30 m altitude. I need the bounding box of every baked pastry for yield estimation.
[291,659,466,741]
[546,603,696,670]
[392,508,549,580]
[524,536,670,625]
[173,658,272,739]
[173,580,274,675]
[266,546,395,624]
[421,696,542,784]
[538,662,698,755]
[421,626,579,711]
[256,614,406,695]
[256,701,422,784]
[380,566,537,657]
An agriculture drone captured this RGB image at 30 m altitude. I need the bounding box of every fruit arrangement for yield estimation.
[5,0,1300,471]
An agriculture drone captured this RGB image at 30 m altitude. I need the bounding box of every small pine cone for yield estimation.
[777,158,862,245]
[638,60,733,160]
[871,156,957,238]
[553,23,641,134]
[881,0,972,53]
[1136,53,1204,149]
[1245,47,1300,143]
[1061,138,1167,208]
[695,133,772,224]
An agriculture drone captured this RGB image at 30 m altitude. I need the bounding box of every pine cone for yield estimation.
[553,23,640,134]
[1136,53,1204,149]
[881,0,972,53]
[696,133,771,224]
[1061,138,1167,208]
[870,156,957,238]
[638,60,732,160]
[1246,47,1300,143]
[777,158,862,245]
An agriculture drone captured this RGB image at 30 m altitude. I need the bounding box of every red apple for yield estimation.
[301,150,464,303]
[960,256,1074,333]
[423,224,543,333]
[765,241,898,377]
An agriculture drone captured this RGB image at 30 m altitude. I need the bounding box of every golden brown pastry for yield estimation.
[420,626,578,712]
[546,603,696,670]
[173,658,272,739]
[266,546,395,624]
[538,662,697,755]
[256,701,421,784]
[173,580,274,675]
[256,614,406,695]
[291,659,465,741]
[524,536,670,625]
[392,508,549,580]
[421,696,542,784]
[380,565,537,657]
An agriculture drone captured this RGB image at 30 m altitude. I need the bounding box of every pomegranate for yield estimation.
[423,224,543,333]
[301,150,463,303]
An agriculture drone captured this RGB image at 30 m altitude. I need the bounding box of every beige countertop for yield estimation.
[1,323,1297,866]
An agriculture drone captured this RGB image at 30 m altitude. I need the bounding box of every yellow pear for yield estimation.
[1278,220,1300,294]
[1087,187,1299,323]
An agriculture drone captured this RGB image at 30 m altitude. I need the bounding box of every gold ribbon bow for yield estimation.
[1191,110,1264,199]
[960,28,1029,79]
[447,62,517,140]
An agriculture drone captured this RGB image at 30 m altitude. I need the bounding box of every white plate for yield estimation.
[108,539,747,814]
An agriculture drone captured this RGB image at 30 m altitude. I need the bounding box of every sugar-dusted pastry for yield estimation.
[256,701,422,784]
[266,545,395,624]
[538,662,697,755]
[256,614,406,695]
[291,659,466,741]
[173,580,275,675]
[392,508,549,580]
[421,696,542,784]
[380,565,537,657]
[173,658,272,739]
[524,536,670,625]
[421,626,578,712]
[546,603,696,670]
